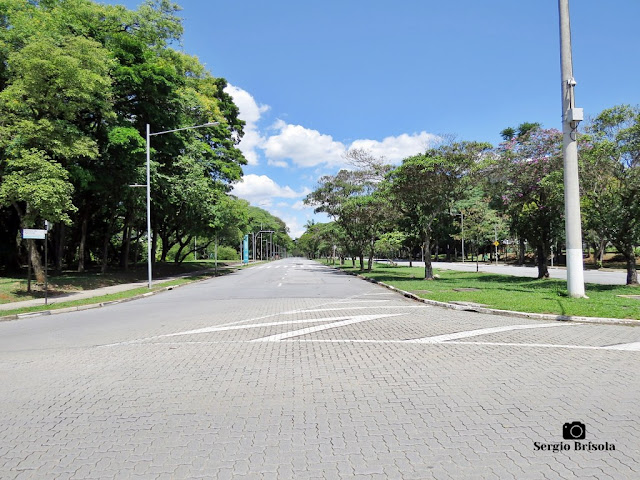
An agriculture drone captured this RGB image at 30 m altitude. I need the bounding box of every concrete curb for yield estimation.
[340,268,639,327]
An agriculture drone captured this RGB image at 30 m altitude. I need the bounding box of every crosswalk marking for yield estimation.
[164,316,367,337]
[604,341,640,351]
[251,314,404,342]
[406,323,572,343]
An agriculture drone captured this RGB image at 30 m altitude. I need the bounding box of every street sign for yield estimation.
[22,229,47,239]
[493,241,500,247]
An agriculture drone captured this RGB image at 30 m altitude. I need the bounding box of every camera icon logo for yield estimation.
[563,421,586,440]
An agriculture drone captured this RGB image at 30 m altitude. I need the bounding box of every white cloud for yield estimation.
[350,132,440,164]
[224,84,270,165]
[232,174,310,206]
[267,158,289,168]
[260,119,438,169]
[291,200,308,211]
[263,120,346,168]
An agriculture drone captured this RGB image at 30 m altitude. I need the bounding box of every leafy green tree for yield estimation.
[583,105,640,285]
[493,128,565,279]
[0,150,76,281]
[305,150,393,271]
[375,231,406,259]
[388,142,491,279]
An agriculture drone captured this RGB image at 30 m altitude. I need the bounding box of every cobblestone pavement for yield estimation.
[1,258,639,479]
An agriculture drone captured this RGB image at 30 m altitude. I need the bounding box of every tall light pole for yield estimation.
[141,121,218,288]
[558,0,586,297]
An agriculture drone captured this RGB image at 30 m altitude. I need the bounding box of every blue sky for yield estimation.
[102,0,640,238]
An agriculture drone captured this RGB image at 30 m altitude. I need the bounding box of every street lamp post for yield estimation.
[139,121,218,288]
[558,0,586,297]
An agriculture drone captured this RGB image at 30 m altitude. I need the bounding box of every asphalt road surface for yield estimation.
[1,258,639,479]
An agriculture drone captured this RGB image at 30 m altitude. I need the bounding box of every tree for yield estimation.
[305,150,393,271]
[492,128,564,279]
[388,141,491,279]
[375,231,406,259]
[583,105,640,285]
[0,150,76,281]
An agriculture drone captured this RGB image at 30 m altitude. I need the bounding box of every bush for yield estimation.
[215,245,239,260]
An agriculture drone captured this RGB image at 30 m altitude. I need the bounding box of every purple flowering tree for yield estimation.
[497,128,565,279]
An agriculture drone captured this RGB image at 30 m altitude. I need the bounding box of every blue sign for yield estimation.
[243,235,249,264]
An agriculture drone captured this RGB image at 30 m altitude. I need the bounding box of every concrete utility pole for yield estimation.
[558,0,586,298]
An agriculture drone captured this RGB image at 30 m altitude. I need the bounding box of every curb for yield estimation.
[339,268,638,327]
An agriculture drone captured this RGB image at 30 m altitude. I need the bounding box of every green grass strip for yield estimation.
[325,261,640,320]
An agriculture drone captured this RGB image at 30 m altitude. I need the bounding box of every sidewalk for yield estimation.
[0,263,246,313]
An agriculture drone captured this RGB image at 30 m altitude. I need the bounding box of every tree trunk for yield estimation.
[53,222,65,274]
[623,247,638,286]
[556,239,563,266]
[160,233,170,262]
[518,238,526,265]
[101,231,110,274]
[151,231,158,265]
[28,239,45,283]
[536,244,549,279]
[358,254,364,271]
[120,215,131,270]
[77,213,88,272]
[434,241,439,262]
[424,234,433,280]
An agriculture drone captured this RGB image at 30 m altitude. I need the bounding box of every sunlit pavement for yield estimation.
[1,258,638,479]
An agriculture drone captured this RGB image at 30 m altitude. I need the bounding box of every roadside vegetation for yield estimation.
[302,110,640,286]
[324,262,640,320]
[0,0,293,293]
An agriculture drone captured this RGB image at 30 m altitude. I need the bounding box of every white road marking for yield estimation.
[164,316,364,337]
[406,322,572,343]
[297,306,427,313]
[278,283,282,287]
[330,300,391,304]
[251,314,404,342]
[603,341,640,351]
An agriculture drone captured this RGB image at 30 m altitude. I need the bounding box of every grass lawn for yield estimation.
[324,261,640,320]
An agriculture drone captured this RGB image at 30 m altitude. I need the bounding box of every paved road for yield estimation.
[387,260,629,285]
[1,258,639,479]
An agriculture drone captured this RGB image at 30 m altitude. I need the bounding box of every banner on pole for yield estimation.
[243,235,249,264]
